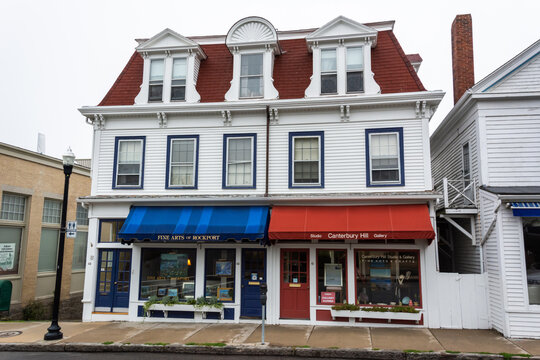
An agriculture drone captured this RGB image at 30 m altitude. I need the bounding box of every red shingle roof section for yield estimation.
[99,51,143,106]
[98,29,425,106]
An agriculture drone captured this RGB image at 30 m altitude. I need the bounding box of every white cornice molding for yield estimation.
[306,16,378,47]
[137,28,207,60]
[225,16,280,54]
[80,90,444,118]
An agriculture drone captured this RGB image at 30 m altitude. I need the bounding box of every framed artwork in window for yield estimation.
[167,288,178,297]
[216,261,232,276]
[217,287,233,301]
[324,263,343,287]
[157,287,167,297]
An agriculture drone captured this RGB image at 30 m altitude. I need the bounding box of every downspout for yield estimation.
[265,105,270,197]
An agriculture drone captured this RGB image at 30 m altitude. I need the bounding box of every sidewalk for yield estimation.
[0,321,539,359]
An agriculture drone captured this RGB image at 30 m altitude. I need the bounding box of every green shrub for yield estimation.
[22,301,46,320]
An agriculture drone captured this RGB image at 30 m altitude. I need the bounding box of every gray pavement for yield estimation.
[0,321,538,359]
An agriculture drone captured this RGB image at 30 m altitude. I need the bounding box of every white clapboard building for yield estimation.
[78,16,447,327]
[431,15,540,338]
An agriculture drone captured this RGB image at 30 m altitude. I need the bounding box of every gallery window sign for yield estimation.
[0,243,16,272]
[355,250,421,307]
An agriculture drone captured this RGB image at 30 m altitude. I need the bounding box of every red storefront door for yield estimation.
[280,249,310,319]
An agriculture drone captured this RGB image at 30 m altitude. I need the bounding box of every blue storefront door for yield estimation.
[95,249,132,311]
[241,249,266,318]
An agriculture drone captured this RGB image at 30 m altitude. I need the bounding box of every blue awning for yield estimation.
[511,202,540,217]
[118,206,269,244]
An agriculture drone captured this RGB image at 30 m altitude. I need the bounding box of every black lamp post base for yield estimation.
[44,324,63,341]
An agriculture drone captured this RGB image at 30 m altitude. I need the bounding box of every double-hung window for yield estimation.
[223,134,256,188]
[289,132,324,188]
[39,199,62,272]
[346,47,364,93]
[0,193,26,275]
[166,135,199,189]
[171,58,187,101]
[366,128,404,186]
[321,49,337,94]
[240,54,263,98]
[148,59,164,102]
[113,137,145,189]
[72,204,88,271]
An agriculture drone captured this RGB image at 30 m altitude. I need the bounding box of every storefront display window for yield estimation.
[355,250,420,307]
[205,249,235,302]
[100,220,125,242]
[317,249,347,304]
[140,248,196,300]
[522,218,540,305]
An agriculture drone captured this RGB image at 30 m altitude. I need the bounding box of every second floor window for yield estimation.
[346,47,364,93]
[114,137,145,189]
[366,128,404,186]
[224,134,256,188]
[148,59,164,102]
[167,135,198,189]
[289,132,324,188]
[240,54,263,98]
[321,49,337,94]
[171,58,187,101]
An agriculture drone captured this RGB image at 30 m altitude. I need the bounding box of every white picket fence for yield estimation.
[429,272,489,329]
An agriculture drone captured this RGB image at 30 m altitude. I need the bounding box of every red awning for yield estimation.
[269,205,435,243]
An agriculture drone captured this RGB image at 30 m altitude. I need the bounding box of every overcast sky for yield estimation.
[0,0,539,160]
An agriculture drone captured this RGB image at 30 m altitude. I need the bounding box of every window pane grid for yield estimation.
[42,199,62,224]
[171,58,187,101]
[76,203,89,226]
[169,138,196,187]
[227,138,253,186]
[240,54,263,98]
[116,139,143,187]
[369,133,400,183]
[293,137,320,184]
[1,193,26,221]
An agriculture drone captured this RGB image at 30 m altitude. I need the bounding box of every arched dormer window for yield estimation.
[305,16,380,97]
[224,17,280,101]
[134,28,207,104]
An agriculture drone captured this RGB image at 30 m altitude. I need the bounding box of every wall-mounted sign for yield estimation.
[67,221,77,238]
[0,244,15,271]
[321,291,336,305]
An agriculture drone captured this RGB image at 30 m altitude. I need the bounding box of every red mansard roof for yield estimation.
[98,30,425,106]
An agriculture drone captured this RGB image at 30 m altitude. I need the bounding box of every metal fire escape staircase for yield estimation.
[435,178,478,271]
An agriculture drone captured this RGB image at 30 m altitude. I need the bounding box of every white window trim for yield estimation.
[168,137,197,188]
[226,136,254,188]
[115,139,144,188]
[148,58,165,102]
[320,48,338,95]
[292,135,322,187]
[346,46,364,94]
[239,53,264,99]
[368,132,401,185]
[171,57,188,102]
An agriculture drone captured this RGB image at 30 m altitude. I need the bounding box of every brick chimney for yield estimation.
[451,14,475,104]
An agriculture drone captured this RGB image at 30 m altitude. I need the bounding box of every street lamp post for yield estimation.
[44,147,75,341]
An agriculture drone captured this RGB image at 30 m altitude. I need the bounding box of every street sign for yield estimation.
[66,221,77,238]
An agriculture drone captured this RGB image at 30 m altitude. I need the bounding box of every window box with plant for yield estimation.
[144,296,224,319]
[330,303,422,322]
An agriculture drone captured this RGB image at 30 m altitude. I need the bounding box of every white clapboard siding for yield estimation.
[96,125,267,195]
[487,54,540,93]
[430,272,489,329]
[480,189,505,334]
[507,313,540,339]
[269,116,429,193]
[453,230,482,274]
[484,110,540,187]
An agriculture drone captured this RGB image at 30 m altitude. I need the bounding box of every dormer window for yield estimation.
[240,54,264,98]
[134,28,206,104]
[225,17,280,101]
[305,16,380,97]
[321,49,337,94]
[171,58,187,101]
[346,47,364,93]
[148,59,164,102]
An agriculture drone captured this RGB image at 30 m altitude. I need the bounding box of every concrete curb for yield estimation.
[0,343,538,359]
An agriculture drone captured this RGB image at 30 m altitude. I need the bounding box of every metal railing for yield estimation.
[435,178,477,209]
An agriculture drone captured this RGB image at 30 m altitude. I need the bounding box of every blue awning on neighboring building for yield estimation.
[510,202,540,217]
[118,206,269,244]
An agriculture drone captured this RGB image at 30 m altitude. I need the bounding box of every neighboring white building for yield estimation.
[78,16,446,327]
[431,15,540,338]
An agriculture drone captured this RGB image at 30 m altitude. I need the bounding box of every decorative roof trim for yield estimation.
[136,28,207,59]
[306,16,378,47]
[225,16,280,54]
